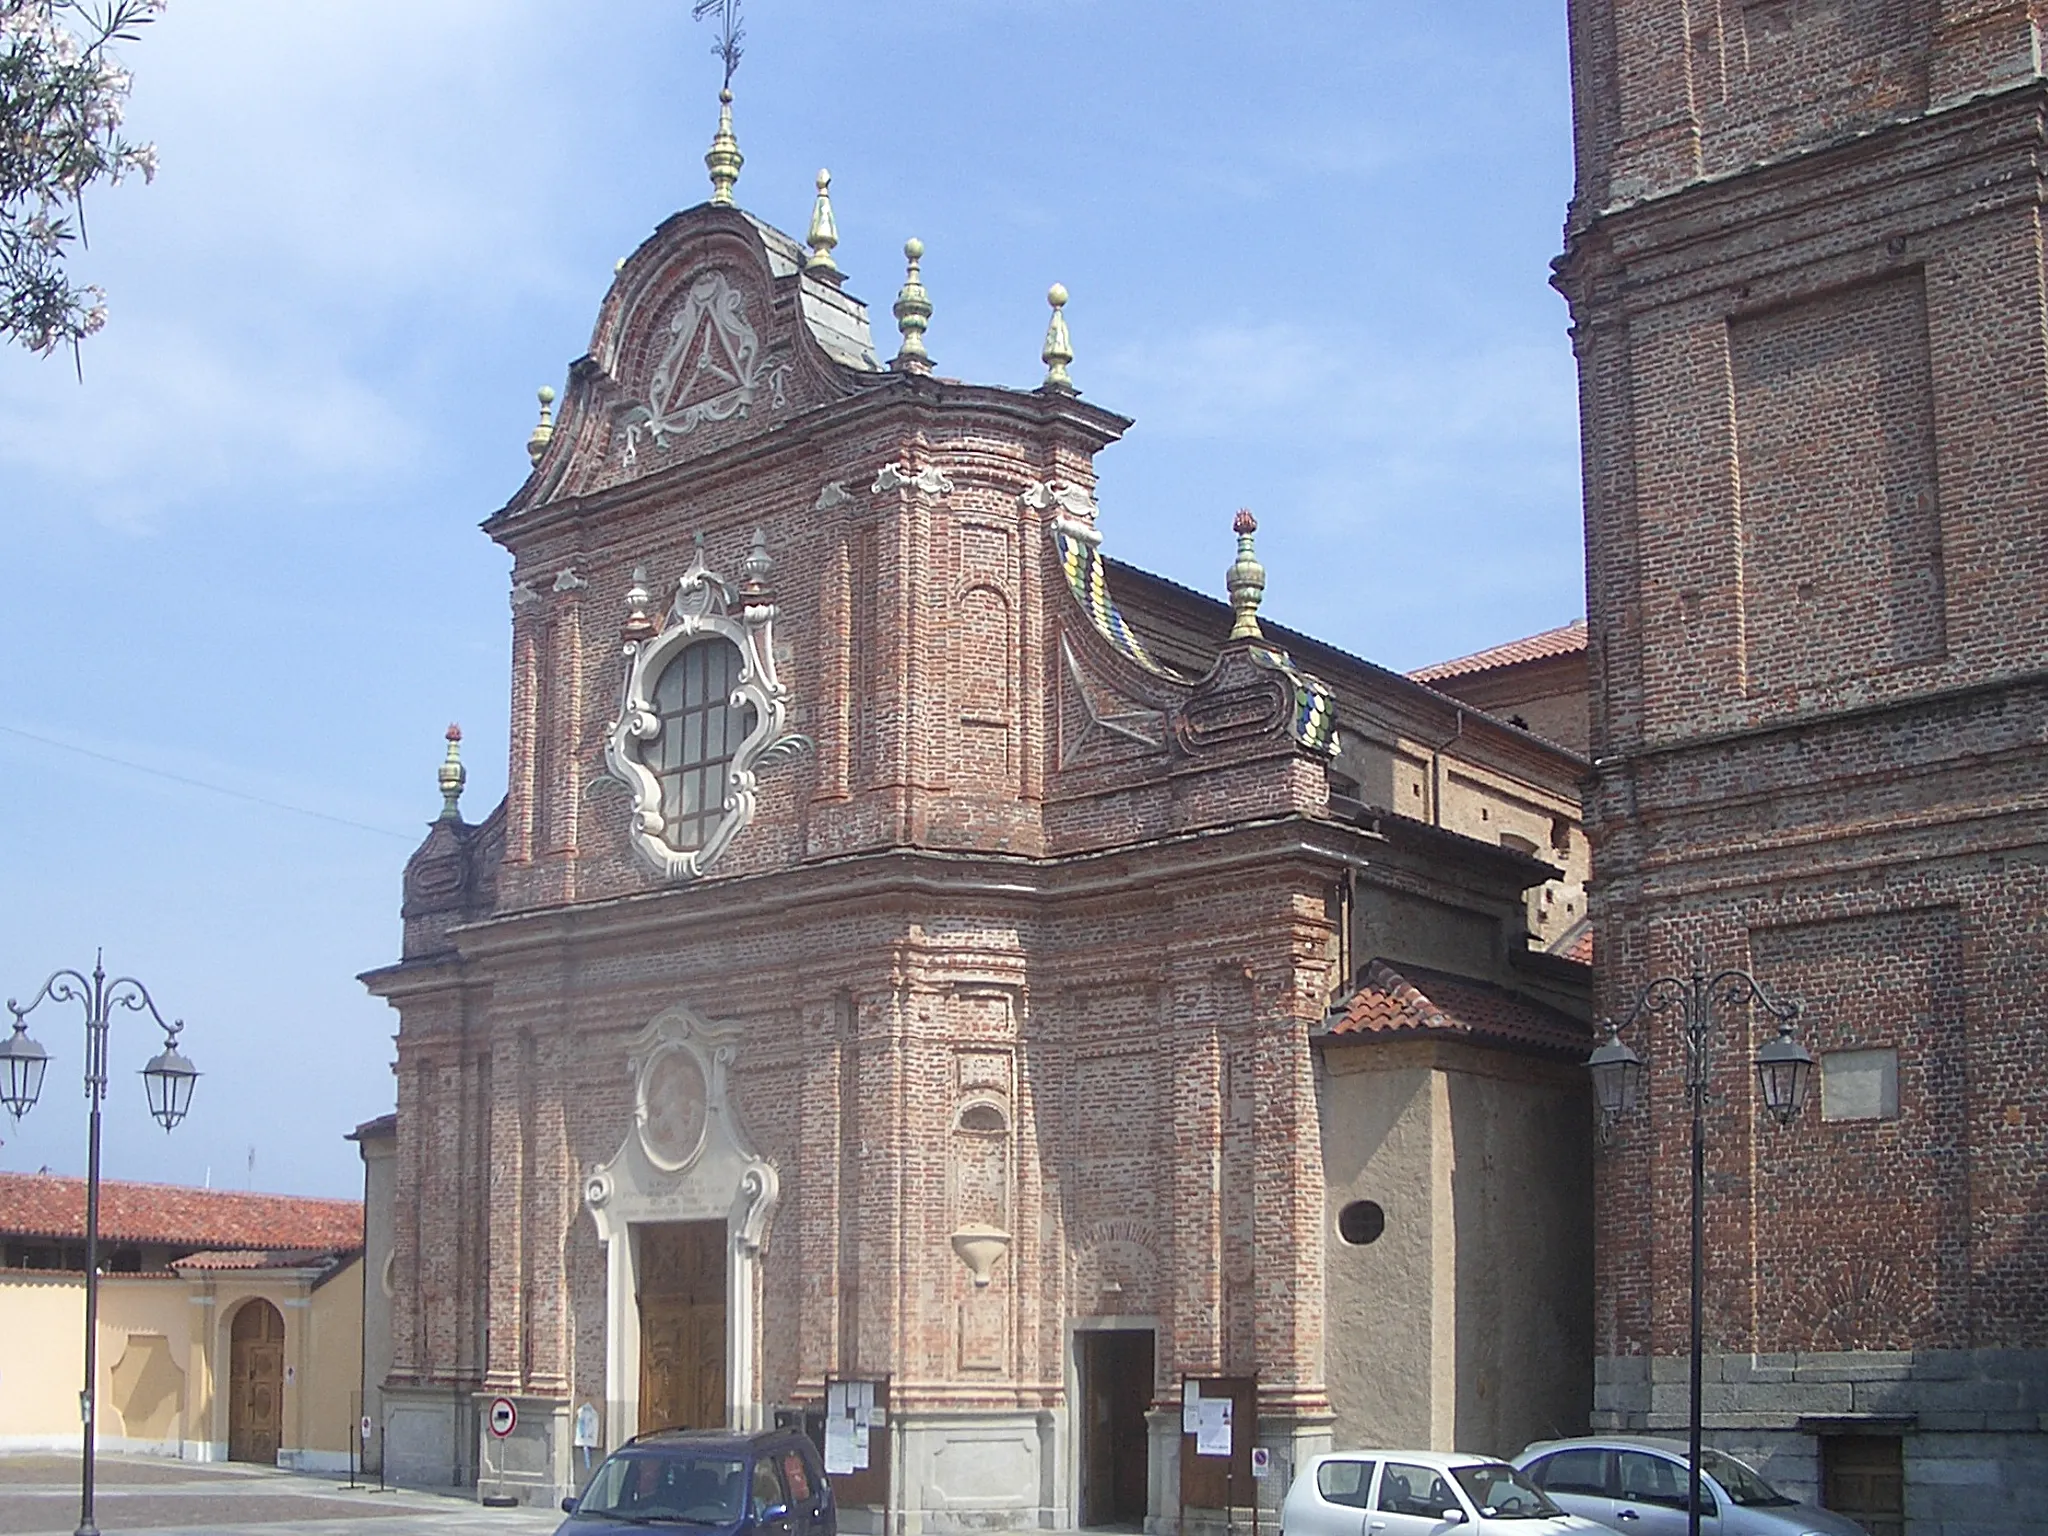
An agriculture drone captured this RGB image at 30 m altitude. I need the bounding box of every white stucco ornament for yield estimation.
[584,1002,783,1440]
[621,269,767,466]
[604,532,811,881]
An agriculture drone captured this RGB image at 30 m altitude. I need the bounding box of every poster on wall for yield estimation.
[824,1379,876,1476]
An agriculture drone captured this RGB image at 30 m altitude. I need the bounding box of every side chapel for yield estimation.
[362,91,1599,1529]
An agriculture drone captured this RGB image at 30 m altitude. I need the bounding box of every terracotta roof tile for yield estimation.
[1409,620,1588,683]
[1319,959,1593,1058]
[0,1173,361,1252]
[1548,918,1594,967]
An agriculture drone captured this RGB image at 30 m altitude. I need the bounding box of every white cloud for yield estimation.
[0,311,425,530]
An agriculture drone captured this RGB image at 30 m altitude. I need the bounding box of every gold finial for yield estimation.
[1226,508,1266,642]
[623,565,656,645]
[526,385,556,465]
[705,87,743,207]
[806,169,840,275]
[1041,283,1075,393]
[437,724,467,822]
[892,237,934,375]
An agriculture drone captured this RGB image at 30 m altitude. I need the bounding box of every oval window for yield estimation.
[1337,1199,1385,1246]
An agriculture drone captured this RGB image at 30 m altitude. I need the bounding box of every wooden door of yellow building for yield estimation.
[228,1299,285,1465]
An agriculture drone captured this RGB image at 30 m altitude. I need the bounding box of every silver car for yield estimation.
[1513,1438,1868,1536]
[1281,1450,1611,1535]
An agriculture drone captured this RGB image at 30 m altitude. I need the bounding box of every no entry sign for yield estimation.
[488,1397,518,1438]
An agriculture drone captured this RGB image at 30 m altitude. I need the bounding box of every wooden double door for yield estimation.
[639,1221,727,1435]
[228,1298,285,1465]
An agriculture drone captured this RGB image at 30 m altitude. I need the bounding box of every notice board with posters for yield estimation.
[1178,1375,1257,1512]
[820,1376,891,1514]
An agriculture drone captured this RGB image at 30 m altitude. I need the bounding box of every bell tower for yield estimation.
[1558,1,2048,1523]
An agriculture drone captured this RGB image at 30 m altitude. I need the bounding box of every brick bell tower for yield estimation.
[1555,3,2048,1528]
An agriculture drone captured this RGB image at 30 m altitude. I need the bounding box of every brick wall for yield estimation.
[1561,2,2048,1524]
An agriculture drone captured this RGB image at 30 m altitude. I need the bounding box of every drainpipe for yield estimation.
[1427,709,1466,828]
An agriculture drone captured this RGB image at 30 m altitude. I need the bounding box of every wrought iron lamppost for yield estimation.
[1,954,199,1536]
[1587,951,1815,1536]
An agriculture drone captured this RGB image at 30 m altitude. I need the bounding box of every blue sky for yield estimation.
[0,1,1580,1198]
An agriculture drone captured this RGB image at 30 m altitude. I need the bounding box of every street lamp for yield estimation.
[4,953,199,1536]
[1590,950,1814,1536]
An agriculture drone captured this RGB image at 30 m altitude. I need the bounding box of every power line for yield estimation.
[0,722,417,842]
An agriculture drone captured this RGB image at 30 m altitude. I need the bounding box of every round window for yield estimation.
[1337,1199,1385,1246]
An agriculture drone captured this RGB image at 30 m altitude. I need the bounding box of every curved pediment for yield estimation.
[511,206,885,512]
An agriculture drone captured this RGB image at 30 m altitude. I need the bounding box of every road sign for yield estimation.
[488,1397,518,1438]
[1251,1447,1271,1480]
[360,1415,373,1442]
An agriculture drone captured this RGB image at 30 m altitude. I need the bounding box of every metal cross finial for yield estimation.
[693,0,744,90]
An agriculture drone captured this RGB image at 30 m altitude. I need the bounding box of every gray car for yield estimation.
[1513,1438,1868,1536]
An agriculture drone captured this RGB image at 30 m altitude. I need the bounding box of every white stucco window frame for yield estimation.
[604,534,807,881]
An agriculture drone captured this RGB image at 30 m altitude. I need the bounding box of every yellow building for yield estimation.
[0,1172,364,1471]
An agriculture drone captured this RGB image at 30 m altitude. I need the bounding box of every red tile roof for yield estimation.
[0,1173,361,1252]
[1549,918,1594,967]
[1409,619,1588,684]
[1320,960,1593,1057]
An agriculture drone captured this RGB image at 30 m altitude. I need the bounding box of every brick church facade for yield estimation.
[1555,3,2048,1529]
[360,99,1601,1527]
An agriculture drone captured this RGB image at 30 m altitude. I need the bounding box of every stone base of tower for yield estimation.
[1595,1350,2048,1534]
[378,1382,482,1493]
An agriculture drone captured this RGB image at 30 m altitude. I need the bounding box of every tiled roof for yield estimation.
[1409,620,1588,683]
[0,1173,362,1251]
[1549,918,1594,967]
[1319,959,1593,1058]
[175,1248,349,1271]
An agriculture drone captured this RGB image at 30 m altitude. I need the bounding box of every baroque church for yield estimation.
[359,89,1599,1529]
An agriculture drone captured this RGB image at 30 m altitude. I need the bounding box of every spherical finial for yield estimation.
[706,88,743,207]
[720,87,732,105]
[446,723,462,743]
[817,168,831,191]
[526,385,556,466]
[1041,283,1076,393]
[892,236,934,375]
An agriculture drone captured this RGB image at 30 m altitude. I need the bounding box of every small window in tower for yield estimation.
[650,638,758,852]
[1336,1200,1385,1246]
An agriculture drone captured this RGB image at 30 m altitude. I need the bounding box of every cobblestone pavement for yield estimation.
[0,1456,563,1536]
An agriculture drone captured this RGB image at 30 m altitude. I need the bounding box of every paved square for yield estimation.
[0,1456,562,1536]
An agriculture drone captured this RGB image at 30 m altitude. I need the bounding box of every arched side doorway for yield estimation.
[227,1298,285,1465]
